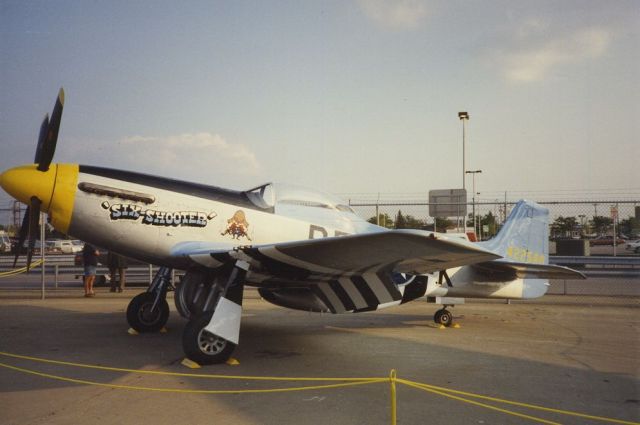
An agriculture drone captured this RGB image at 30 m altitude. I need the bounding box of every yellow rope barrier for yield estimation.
[0,259,45,278]
[400,379,561,425]
[0,351,377,382]
[0,362,383,394]
[396,379,640,425]
[0,351,636,425]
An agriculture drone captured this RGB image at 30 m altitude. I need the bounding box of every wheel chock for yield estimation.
[160,327,168,333]
[438,324,446,330]
[226,358,240,366]
[181,358,201,369]
[127,328,139,335]
[453,323,461,329]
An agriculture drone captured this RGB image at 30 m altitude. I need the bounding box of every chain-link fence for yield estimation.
[348,199,639,242]
[348,199,640,297]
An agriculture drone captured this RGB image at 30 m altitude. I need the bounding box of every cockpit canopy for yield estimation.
[244,183,372,234]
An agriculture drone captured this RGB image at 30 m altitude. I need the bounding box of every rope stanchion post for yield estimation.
[389,369,397,425]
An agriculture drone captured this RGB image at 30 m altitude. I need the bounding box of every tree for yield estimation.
[367,213,394,229]
[479,211,498,238]
[404,214,426,230]
[619,216,640,237]
[395,210,407,229]
[551,216,578,239]
[590,216,613,236]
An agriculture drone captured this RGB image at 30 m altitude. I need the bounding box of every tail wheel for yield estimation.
[434,309,453,327]
[182,314,236,365]
[126,292,170,333]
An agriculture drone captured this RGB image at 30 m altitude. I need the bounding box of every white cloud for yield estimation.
[118,132,261,181]
[357,0,429,31]
[500,27,612,83]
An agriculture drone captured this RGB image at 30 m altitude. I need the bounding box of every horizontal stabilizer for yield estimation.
[473,260,586,280]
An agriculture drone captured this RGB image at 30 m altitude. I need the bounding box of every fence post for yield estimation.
[148,264,153,285]
[54,264,59,289]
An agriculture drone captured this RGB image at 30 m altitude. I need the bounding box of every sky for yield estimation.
[1,0,639,212]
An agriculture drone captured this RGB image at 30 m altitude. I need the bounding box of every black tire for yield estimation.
[126,292,170,333]
[182,314,236,365]
[438,310,453,327]
[174,279,192,319]
[176,272,214,319]
[434,309,444,324]
[434,309,453,327]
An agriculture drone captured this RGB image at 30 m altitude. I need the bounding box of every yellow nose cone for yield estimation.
[0,164,57,211]
[0,163,78,234]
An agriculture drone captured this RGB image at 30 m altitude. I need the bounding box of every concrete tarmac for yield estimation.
[0,288,638,425]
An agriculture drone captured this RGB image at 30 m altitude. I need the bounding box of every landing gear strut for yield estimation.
[434,306,453,327]
[182,261,247,365]
[126,267,172,333]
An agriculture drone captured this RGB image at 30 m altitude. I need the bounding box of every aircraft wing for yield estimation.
[183,230,501,277]
[472,260,587,280]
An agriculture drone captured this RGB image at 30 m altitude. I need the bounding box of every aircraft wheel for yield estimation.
[126,292,170,333]
[434,309,453,327]
[182,314,236,365]
[174,279,192,319]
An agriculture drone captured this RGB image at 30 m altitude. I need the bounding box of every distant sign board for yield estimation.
[428,189,467,218]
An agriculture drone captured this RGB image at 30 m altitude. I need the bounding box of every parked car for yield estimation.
[0,231,11,253]
[49,239,83,254]
[589,236,625,246]
[625,240,640,253]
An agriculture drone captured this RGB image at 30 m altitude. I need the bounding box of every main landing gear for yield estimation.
[126,267,172,333]
[126,263,248,365]
[179,261,248,365]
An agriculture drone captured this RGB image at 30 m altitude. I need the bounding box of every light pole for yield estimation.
[458,111,469,232]
[466,170,482,238]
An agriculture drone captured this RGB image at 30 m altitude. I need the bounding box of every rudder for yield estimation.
[478,200,549,265]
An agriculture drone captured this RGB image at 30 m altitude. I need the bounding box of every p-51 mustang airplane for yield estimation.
[1,89,585,364]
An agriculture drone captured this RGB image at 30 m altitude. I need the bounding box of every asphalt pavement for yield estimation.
[0,288,638,425]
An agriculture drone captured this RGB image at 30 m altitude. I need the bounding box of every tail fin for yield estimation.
[478,200,549,265]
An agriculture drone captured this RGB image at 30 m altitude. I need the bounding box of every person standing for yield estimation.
[82,243,99,297]
[108,251,128,293]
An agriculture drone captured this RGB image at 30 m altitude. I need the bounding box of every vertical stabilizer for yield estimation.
[478,200,549,265]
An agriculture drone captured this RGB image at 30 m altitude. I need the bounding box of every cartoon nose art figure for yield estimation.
[221,210,252,241]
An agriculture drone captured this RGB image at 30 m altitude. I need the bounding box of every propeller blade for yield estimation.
[12,207,30,268]
[34,114,50,164]
[37,88,65,172]
[26,197,42,271]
